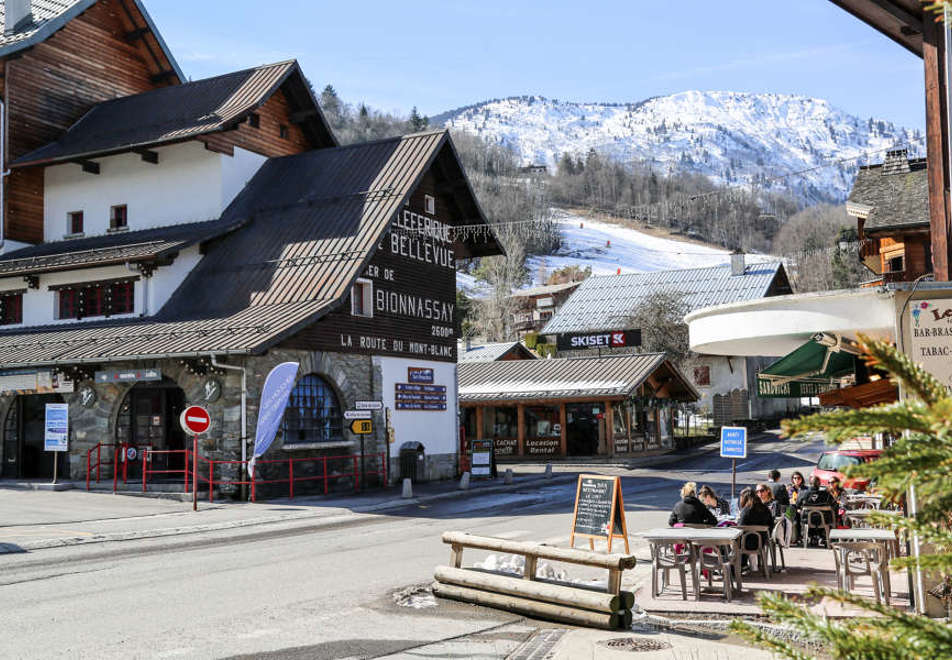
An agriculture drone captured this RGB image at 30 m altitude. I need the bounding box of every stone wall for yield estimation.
[0,348,457,491]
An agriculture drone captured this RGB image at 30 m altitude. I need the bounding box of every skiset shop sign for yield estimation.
[556,329,642,351]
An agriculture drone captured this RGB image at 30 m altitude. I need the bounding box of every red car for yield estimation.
[811,449,882,491]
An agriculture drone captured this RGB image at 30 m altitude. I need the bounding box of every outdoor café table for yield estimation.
[844,508,897,529]
[830,527,900,561]
[639,527,744,598]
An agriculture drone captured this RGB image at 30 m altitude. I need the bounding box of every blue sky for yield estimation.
[147,0,926,129]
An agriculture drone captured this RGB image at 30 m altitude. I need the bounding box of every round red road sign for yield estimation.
[180,405,211,435]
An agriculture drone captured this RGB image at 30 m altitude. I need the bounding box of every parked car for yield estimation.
[811,449,882,491]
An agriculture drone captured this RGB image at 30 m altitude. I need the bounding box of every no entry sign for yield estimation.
[180,405,211,435]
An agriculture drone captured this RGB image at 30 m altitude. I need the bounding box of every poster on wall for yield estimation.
[44,403,69,452]
[910,300,952,389]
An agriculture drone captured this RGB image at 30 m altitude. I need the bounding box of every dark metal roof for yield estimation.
[0,131,501,367]
[0,218,244,277]
[457,341,536,363]
[0,1,184,81]
[847,158,929,232]
[541,262,785,335]
[458,352,698,402]
[12,60,335,167]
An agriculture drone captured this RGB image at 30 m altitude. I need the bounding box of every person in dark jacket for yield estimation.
[756,482,783,518]
[798,476,836,544]
[698,485,730,516]
[767,469,790,506]
[668,481,717,527]
[737,487,774,552]
[788,471,807,505]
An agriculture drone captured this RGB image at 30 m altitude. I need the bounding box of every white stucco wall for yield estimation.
[0,245,200,326]
[691,355,749,414]
[43,143,267,241]
[375,356,458,458]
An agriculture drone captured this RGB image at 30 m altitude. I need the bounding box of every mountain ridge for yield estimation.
[435,91,922,203]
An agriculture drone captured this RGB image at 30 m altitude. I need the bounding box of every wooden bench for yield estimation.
[434,531,638,630]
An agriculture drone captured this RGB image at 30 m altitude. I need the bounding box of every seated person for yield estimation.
[798,476,836,544]
[756,482,783,518]
[788,471,807,504]
[668,481,717,527]
[698,484,730,516]
[737,487,774,559]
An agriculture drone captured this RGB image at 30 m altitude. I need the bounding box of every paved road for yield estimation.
[0,435,823,659]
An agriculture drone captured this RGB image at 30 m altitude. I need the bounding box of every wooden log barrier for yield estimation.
[434,531,638,630]
[432,582,630,630]
[434,566,632,613]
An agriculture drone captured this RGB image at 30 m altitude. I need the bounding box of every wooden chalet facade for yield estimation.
[848,149,931,286]
[0,2,502,489]
[459,353,698,459]
[0,0,184,246]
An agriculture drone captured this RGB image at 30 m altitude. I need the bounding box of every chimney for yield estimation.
[882,148,910,175]
[730,252,746,277]
[5,0,32,36]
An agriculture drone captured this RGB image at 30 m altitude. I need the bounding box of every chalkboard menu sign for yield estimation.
[570,475,630,553]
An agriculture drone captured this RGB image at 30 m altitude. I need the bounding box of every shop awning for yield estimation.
[756,336,858,398]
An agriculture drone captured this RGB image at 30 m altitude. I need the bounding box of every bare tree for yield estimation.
[627,290,692,366]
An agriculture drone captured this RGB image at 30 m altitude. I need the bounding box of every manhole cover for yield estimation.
[598,637,673,652]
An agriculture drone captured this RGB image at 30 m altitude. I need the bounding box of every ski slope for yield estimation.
[457,210,775,295]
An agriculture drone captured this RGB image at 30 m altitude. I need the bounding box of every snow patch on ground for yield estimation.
[392,584,437,609]
[475,553,567,581]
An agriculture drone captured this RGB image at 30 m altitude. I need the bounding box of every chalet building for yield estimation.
[457,340,536,363]
[541,257,798,426]
[459,353,697,458]
[847,149,931,286]
[0,0,184,250]
[0,6,501,486]
[510,280,582,335]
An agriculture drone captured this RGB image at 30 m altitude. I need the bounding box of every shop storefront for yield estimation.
[459,353,698,459]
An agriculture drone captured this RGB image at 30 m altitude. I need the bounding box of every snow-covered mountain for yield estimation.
[434,91,922,202]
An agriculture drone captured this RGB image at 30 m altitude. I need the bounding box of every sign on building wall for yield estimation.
[0,370,74,394]
[95,368,161,384]
[555,329,642,351]
[910,300,952,388]
[395,382,447,411]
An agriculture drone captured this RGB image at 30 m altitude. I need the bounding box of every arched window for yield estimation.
[282,374,343,445]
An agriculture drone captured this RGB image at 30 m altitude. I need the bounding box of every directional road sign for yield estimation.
[344,409,372,420]
[350,419,373,435]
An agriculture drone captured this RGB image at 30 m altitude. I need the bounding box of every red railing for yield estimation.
[192,452,388,502]
[141,448,190,493]
[88,444,388,502]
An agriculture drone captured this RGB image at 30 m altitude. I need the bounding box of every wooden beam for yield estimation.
[136,149,159,164]
[923,17,952,280]
[124,27,149,43]
[78,160,100,175]
[149,70,175,84]
[289,108,319,124]
[866,0,922,34]
[517,404,525,457]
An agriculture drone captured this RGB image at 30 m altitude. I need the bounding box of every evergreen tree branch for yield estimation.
[858,334,949,407]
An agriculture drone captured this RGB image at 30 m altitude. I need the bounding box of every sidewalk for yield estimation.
[0,470,577,554]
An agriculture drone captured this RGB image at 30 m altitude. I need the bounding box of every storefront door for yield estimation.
[565,403,598,456]
[116,380,186,477]
[1,394,67,479]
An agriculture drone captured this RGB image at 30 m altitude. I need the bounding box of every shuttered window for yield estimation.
[56,279,135,320]
[0,292,22,325]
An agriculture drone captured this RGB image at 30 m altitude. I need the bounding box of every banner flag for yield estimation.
[248,362,299,476]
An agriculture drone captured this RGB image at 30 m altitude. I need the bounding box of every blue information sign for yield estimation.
[720,426,747,459]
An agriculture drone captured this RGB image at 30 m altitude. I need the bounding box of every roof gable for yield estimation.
[847,159,929,232]
[0,1,183,81]
[541,262,785,335]
[458,341,537,362]
[12,60,335,167]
